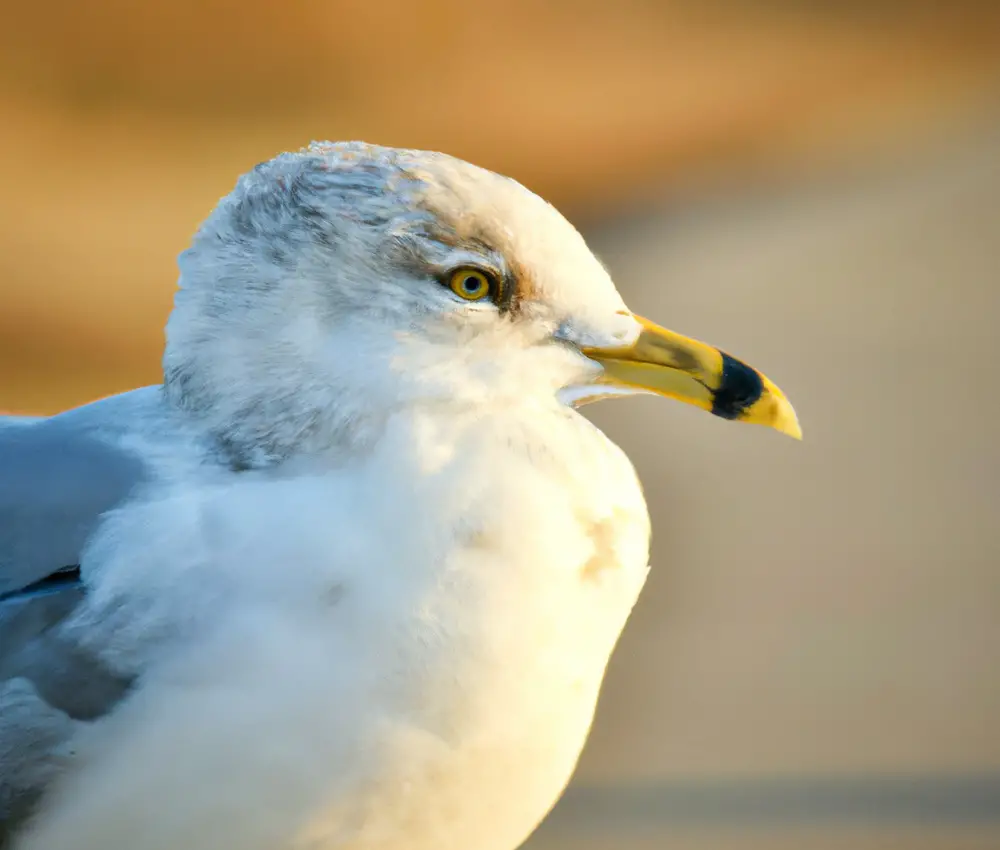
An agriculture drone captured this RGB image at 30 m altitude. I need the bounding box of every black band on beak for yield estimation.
[711,352,764,420]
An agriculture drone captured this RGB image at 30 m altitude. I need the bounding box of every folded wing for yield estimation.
[0,404,150,842]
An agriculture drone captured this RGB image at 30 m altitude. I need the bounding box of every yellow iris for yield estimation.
[448,268,493,301]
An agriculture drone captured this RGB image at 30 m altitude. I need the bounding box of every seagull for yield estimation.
[0,142,799,850]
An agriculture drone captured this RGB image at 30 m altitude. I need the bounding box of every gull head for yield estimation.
[164,141,799,467]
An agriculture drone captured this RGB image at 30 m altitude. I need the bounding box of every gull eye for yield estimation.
[447,267,494,302]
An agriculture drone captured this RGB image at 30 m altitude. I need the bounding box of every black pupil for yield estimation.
[463,275,481,293]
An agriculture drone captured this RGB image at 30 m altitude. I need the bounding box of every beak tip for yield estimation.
[771,399,803,440]
[784,419,804,441]
[754,375,802,440]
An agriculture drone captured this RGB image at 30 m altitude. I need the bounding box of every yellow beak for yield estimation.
[582,315,802,439]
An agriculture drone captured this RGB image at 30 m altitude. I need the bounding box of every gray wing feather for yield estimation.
[0,678,81,845]
[0,393,166,842]
[0,585,131,720]
[0,415,146,596]
[0,586,133,841]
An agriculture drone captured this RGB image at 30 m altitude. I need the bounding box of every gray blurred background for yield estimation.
[1,2,998,847]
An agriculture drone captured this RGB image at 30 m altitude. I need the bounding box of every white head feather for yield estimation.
[164,142,639,468]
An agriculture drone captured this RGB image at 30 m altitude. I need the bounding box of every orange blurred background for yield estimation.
[1,3,999,848]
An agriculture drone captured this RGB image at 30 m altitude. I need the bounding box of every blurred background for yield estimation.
[1,1,999,847]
